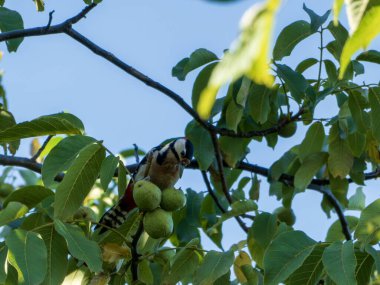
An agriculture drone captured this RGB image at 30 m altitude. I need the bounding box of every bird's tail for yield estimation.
[95,180,137,233]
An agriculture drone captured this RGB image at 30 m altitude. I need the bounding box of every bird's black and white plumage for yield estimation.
[96,138,193,233]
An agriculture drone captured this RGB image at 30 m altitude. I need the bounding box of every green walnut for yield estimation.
[273,206,296,226]
[73,206,97,222]
[160,187,186,212]
[278,115,297,138]
[133,180,161,211]
[143,208,173,239]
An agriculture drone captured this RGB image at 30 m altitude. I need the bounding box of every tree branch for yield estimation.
[0,4,96,42]
[201,170,226,214]
[209,132,249,233]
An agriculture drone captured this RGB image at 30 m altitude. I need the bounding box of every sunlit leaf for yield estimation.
[348,187,366,211]
[339,6,380,77]
[197,0,280,119]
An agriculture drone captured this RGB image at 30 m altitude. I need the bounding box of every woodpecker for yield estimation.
[96,138,193,233]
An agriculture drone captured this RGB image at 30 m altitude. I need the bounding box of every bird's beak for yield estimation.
[181,158,191,166]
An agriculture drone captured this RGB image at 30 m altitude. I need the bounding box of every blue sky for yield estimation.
[1,0,380,249]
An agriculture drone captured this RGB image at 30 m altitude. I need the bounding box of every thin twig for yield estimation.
[201,171,226,214]
[131,220,143,281]
[45,10,55,31]
[209,132,248,233]
[133,144,140,163]
[316,27,324,91]
[31,135,53,162]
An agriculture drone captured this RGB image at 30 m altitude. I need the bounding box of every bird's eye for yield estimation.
[181,151,186,157]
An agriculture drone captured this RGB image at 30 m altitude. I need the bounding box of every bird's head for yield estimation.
[173,138,194,166]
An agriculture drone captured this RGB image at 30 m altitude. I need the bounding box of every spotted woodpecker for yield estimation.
[96,138,193,233]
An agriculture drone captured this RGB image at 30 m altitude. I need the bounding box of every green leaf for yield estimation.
[248,212,278,267]
[138,259,153,285]
[0,244,7,284]
[294,152,328,191]
[347,132,366,157]
[0,201,28,227]
[355,250,373,285]
[163,239,201,284]
[356,49,380,64]
[0,109,19,154]
[36,225,68,285]
[194,251,234,285]
[4,186,53,209]
[118,159,127,197]
[263,231,316,285]
[295,58,318,73]
[324,60,338,85]
[54,220,102,272]
[365,244,380,273]
[285,243,328,285]
[369,88,380,143]
[326,216,359,242]
[273,20,313,61]
[328,124,354,178]
[248,83,272,124]
[339,6,380,77]
[299,122,325,162]
[42,135,96,188]
[172,48,218,81]
[192,63,218,109]
[303,4,330,32]
[6,229,47,285]
[355,198,380,244]
[54,143,105,220]
[322,241,357,285]
[185,120,214,170]
[348,92,368,133]
[100,154,119,190]
[348,187,366,211]
[276,64,311,103]
[327,21,349,61]
[269,147,299,181]
[0,7,24,52]
[219,137,250,167]
[0,113,84,143]
[197,0,280,119]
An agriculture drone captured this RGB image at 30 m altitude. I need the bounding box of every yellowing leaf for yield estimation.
[339,6,380,77]
[197,0,280,119]
[234,251,252,283]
